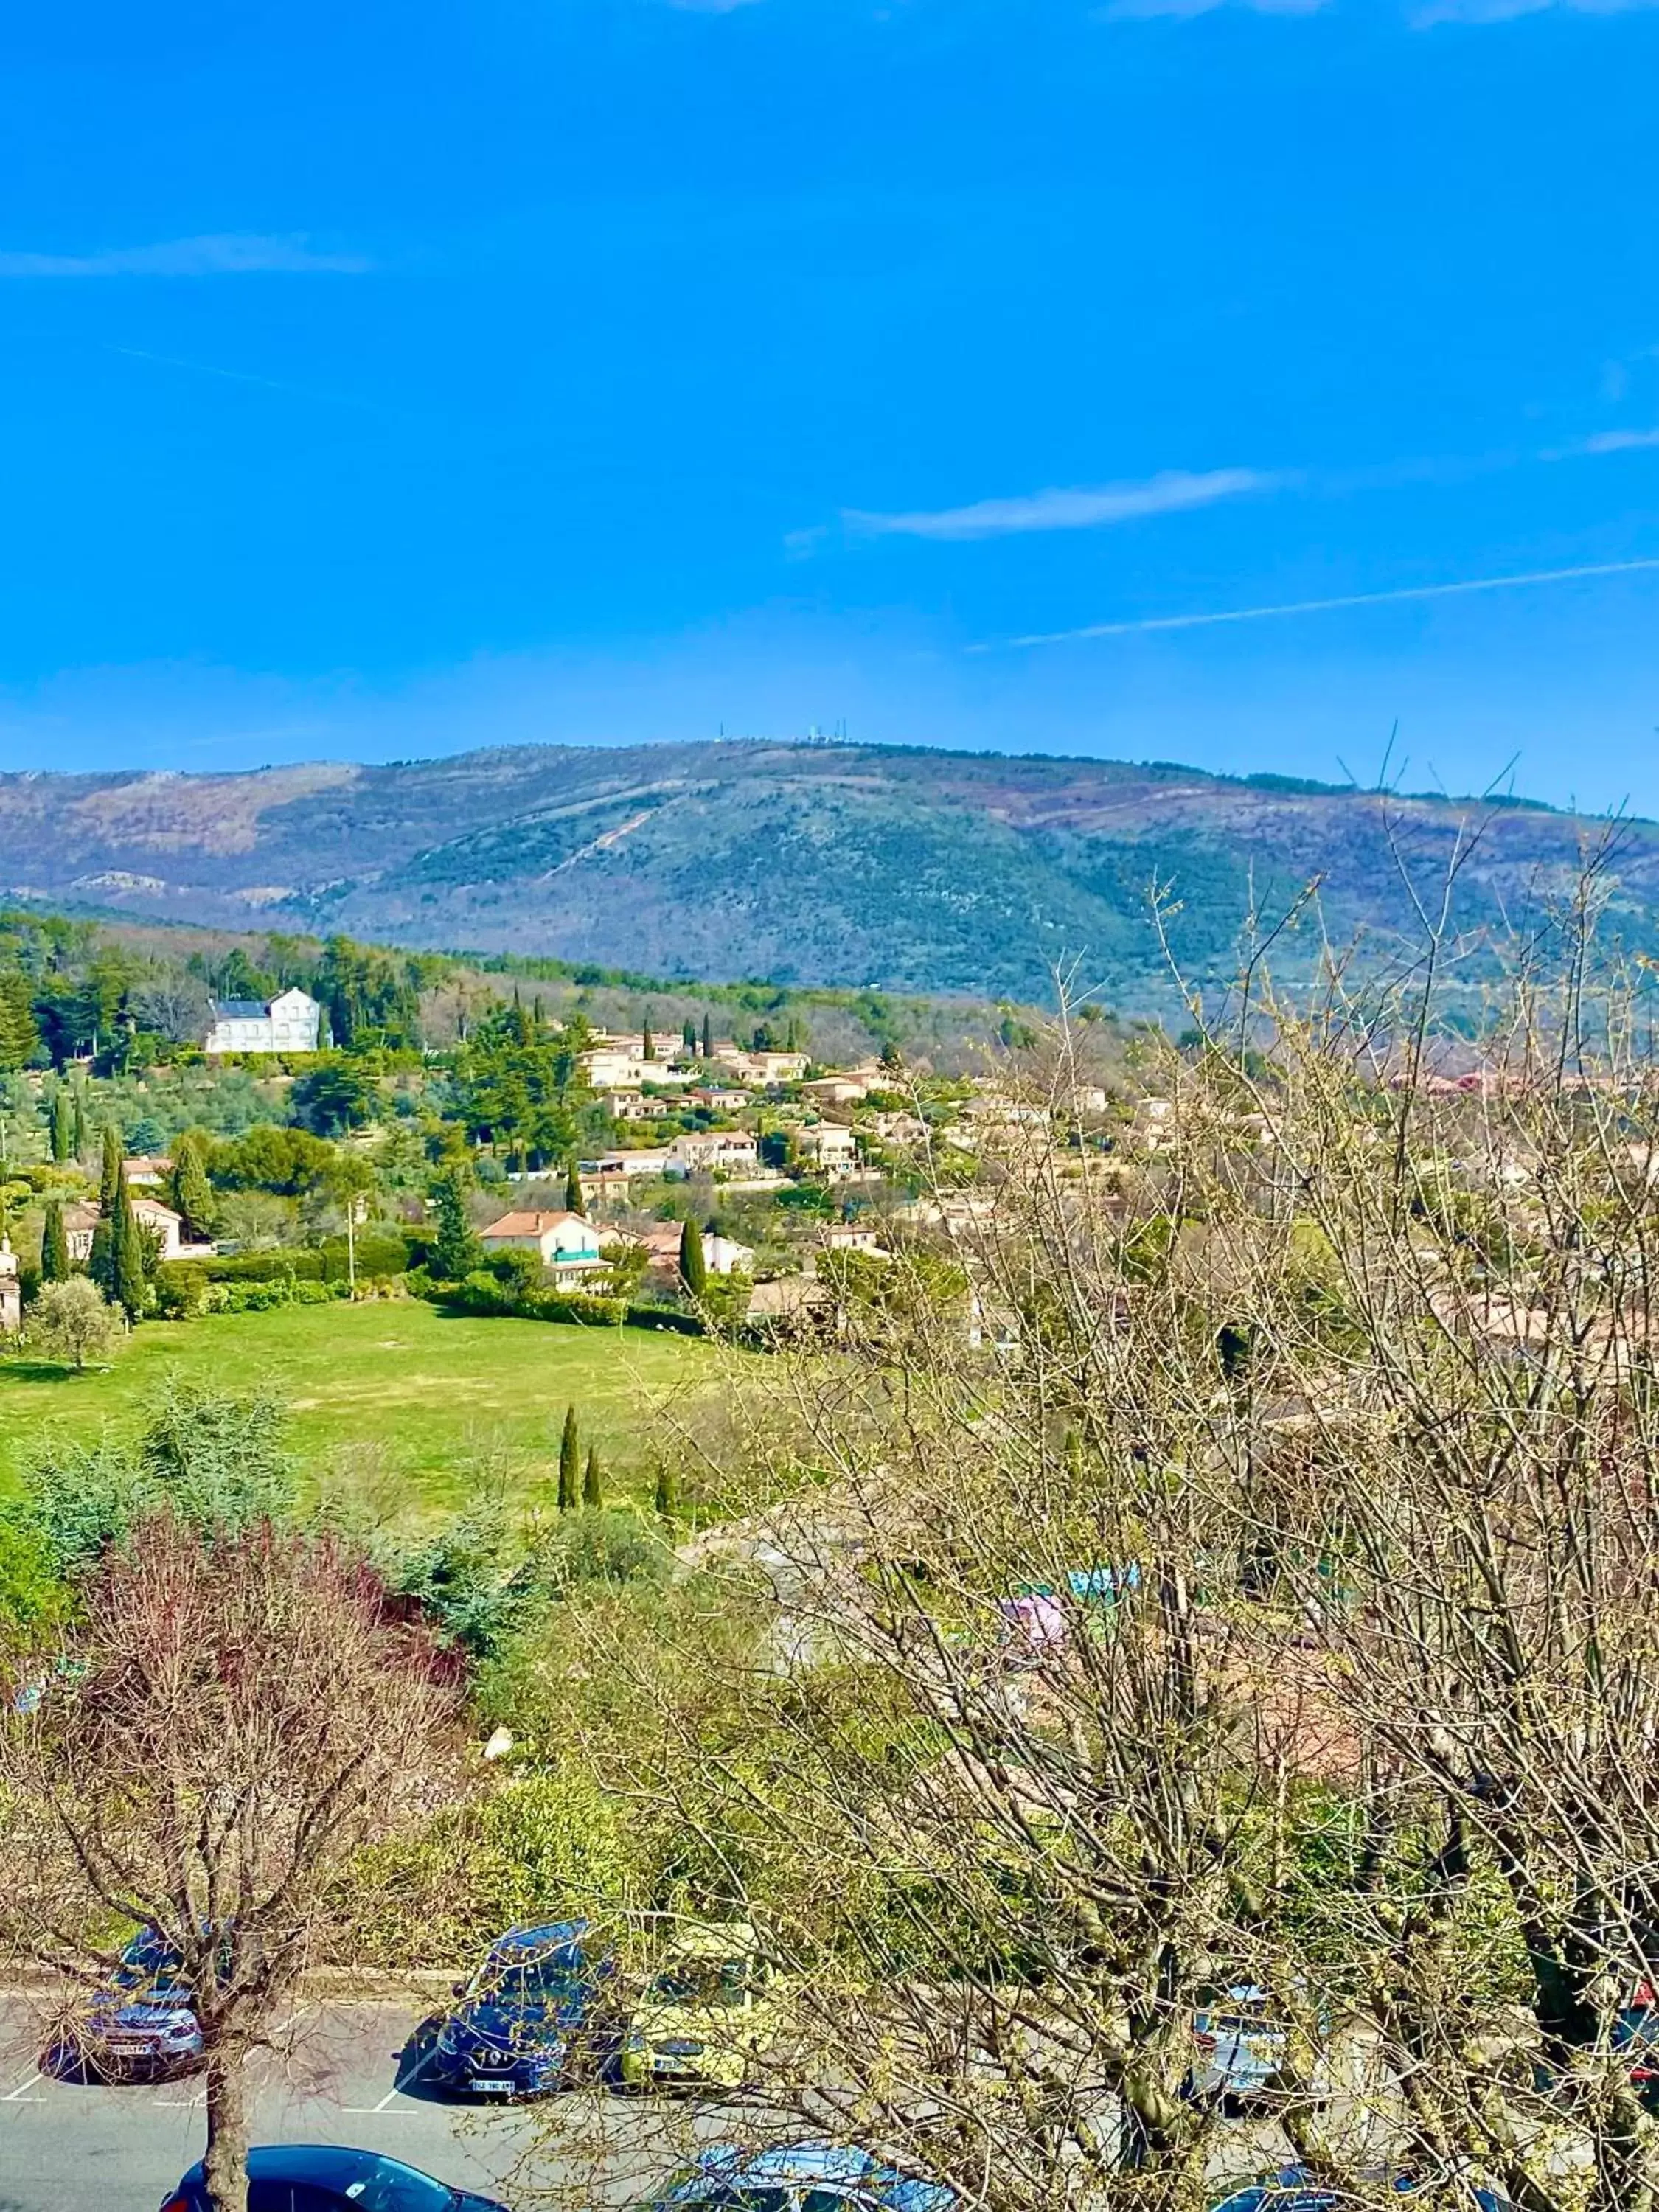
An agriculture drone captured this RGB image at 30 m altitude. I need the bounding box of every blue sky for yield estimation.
[4,0,1659,813]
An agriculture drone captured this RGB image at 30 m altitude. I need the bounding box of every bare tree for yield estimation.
[0,1515,464,2212]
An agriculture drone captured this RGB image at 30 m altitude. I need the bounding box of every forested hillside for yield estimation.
[0,742,1645,1006]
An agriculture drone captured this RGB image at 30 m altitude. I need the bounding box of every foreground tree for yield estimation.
[543,853,1659,2212]
[0,1517,462,2212]
[28,1275,122,1369]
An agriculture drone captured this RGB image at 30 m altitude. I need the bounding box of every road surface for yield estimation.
[0,1994,738,2212]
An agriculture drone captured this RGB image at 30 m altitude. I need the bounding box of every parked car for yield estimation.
[161,2143,511,2212]
[649,2142,953,2212]
[1210,2168,1509,2211]
[1613,1980,1659,2105]
[1186,1986,1287,2108]
[55,1927,221,2082]
[619,1920,776,2091]
[416,1921,616,2098]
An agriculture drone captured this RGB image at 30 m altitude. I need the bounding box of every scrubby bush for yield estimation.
[27,1276,123,1369]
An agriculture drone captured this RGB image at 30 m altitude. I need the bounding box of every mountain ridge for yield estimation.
[2,740,1650,1007]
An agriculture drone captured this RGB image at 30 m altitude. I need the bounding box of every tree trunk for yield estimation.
[201,2051,248,2212]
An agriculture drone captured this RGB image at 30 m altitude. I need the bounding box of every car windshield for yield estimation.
[470,1950,587,2001]
[114,1933,187,1993]
[649,1961,750,2006]
[331,2154,456,2211]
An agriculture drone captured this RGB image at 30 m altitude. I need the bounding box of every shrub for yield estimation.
[152,1261,214,1319]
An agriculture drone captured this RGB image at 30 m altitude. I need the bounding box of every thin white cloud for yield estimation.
[1576,427,1659,455]
[1000,556,1659,648]
[1105,0,1329,19]
[839,467,1282,545]
[1412,0,1658,21]
[0,233,371,278]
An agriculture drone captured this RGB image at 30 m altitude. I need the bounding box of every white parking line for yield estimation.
[2,2071,44,2103]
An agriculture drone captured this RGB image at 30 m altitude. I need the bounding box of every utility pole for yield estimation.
[347,1193,366,1295]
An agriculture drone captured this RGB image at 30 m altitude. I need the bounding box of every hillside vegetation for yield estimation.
[1,740,1649,1006]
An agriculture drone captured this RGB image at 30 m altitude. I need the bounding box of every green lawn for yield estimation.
[0,1300,726,1512]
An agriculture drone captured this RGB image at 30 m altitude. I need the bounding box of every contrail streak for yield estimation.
[1001,555,1659,647]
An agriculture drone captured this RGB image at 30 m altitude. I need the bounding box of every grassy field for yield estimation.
[0,1300,727,1511]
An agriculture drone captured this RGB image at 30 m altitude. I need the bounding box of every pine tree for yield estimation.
[112,1172,147,1323]
[0,972,38,1074]
[654,1463,677,1520]
[431,1166,482,1281]
[89,1125,122,1291]
[700,1012,713,1060]
[557,1406,580,1512]
[170,1133,217,1241]
[582,1444,603,1510]
[49,1090,72,1164]
[678,1217,707,1300]
[41,1199,69,1284]
[564,1158,583,1214]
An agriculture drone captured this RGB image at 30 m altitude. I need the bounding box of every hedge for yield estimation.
[424,1272,706,1338]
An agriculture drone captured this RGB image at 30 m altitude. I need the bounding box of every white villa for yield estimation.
[203,988,323,1056]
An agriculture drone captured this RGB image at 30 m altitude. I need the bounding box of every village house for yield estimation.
[819,1222,889,1258]
[665,1129,760,1175]
[801,1074,874,1107]
[62,1197,209,1264]
[203,987,322,1056]
[0,1239,20,1333]
[122,1155,173,1188]
[714,1047,810,1085]
[689,1086,752,1110]
[639,1223,757,1279]
[865,1110,928,1147]
[606,1093,672,1121]
[795,1124,860,1175]
[478,1208,606,1287]
[580,1149,672,1188]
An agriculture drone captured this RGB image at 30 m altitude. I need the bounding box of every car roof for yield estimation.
[489,1921,590,1956]
[662,1921,759,1959]
[678,2143,951,2205]
[247,2146,433,2184]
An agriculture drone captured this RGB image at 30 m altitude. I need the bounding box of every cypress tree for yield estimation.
[654,1463,677,1520]
[700,1012,713,1060]
[557,1405,580,1512]
[564,1158,583,1214]
[112,1172,147,1323]
[678,1217,707,1300]
[582,1444,603,1510]
[89,1125,122,1291]
[41,1199,69,1284]
[432,1166,482,1281]
[641,1015,654,1061]
[49,1090,72,1164]
[72,1089,87,1160]
[682,1019,698,1055]
[171,1133,217,1242]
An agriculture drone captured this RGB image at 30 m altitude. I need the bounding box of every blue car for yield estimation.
[416,1921,616,2097]
[1211,2169,1509,2211]
[58,1927,214,2082]
[651,2143,954,2212]
[161,2143,510,2212]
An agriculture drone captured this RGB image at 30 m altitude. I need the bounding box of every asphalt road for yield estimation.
[0,1996,739,2212]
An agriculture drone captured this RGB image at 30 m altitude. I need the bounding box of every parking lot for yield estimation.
[0,1994,736,2212]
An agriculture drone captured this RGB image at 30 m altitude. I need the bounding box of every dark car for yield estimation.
[160,2143,511,2212]
[650,2142,955,2212]
[1210,2169,1509,2212]
[415,1920,616,2098]
[56,1927,217,2082]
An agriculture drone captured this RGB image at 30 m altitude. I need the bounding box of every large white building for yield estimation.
[203,988,323,1056]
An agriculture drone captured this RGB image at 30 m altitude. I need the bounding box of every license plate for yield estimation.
[471,2076,515,2092]
[107,2044,148,2057]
